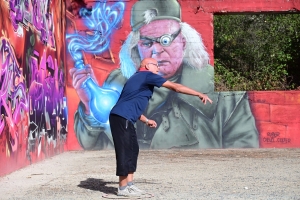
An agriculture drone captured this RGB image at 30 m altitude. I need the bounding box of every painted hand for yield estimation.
[69,65,98,114]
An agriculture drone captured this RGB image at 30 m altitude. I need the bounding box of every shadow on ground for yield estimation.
[78,178,159,195]
[78,178,117,194]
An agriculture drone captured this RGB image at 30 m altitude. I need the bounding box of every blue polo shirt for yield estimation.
[110,71,166,123]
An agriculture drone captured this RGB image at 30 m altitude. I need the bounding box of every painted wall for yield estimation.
[1,0,299,177]
[0,0,68,176]
[249,91,300,148]
[65,0,300,151]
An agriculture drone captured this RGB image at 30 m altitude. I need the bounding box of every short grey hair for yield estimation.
[119,22,210,79]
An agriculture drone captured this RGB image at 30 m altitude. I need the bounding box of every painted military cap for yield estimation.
[131,0,181,31]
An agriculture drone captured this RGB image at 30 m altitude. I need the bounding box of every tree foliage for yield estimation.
[214,13,300,91]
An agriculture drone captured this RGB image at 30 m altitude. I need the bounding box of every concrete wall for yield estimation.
[1,0,299,177]
[249,91,300,148]
[65,0,300,151]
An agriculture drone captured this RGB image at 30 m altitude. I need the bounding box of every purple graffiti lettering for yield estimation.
[27,49,67,158]
[7,0,56,48]
[0,38,29,152]
[32,0,50,44]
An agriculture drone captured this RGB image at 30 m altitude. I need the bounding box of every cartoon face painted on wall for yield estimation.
[137,19,186,79]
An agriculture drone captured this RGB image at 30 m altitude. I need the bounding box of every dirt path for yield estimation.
[1,148,300,199]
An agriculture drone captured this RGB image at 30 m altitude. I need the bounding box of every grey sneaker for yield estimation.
[117,186,141,197]
[128,184,145,194]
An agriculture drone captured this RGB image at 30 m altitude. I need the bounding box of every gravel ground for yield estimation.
[0,148,300,200]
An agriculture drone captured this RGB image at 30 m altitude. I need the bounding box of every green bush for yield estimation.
[214,14,300,91]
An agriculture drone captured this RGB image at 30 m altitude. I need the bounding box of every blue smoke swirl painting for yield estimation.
[67,1,124,123]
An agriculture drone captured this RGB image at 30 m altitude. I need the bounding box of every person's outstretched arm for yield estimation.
[162,80,213,104]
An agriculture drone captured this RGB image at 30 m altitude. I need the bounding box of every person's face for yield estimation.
[137,20,186,79]
[146,61,160,74]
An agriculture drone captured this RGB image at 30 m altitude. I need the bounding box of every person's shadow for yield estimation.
[78,178,118,194]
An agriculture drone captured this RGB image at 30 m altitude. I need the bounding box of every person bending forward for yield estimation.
[109,58,212,197]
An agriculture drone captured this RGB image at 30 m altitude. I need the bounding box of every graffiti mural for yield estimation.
[0,37,28,153]
[0,0,298,177]
[26,49,68,162]
[66,1,123,123]
[9,0,56,48]
[66,0,259,150]
[0,0,67,176]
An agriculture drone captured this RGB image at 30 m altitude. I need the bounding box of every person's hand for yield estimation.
[199,93,213,104]
[69,65,98,114]
[146,119,157,128]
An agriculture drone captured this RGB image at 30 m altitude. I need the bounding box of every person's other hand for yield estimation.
[69,65,98,114]
[147,119,157,128]
[199,94,213,105]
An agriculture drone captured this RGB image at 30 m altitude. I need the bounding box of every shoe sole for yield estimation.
[102,193,154,199]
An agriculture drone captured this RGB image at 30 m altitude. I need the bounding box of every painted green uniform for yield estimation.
[74,64,259,149]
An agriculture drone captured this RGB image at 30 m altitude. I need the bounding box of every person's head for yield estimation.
[119,0,209,79]
[140,58,160,74]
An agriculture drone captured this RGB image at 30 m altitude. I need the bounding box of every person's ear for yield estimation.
[145,64,149,70]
